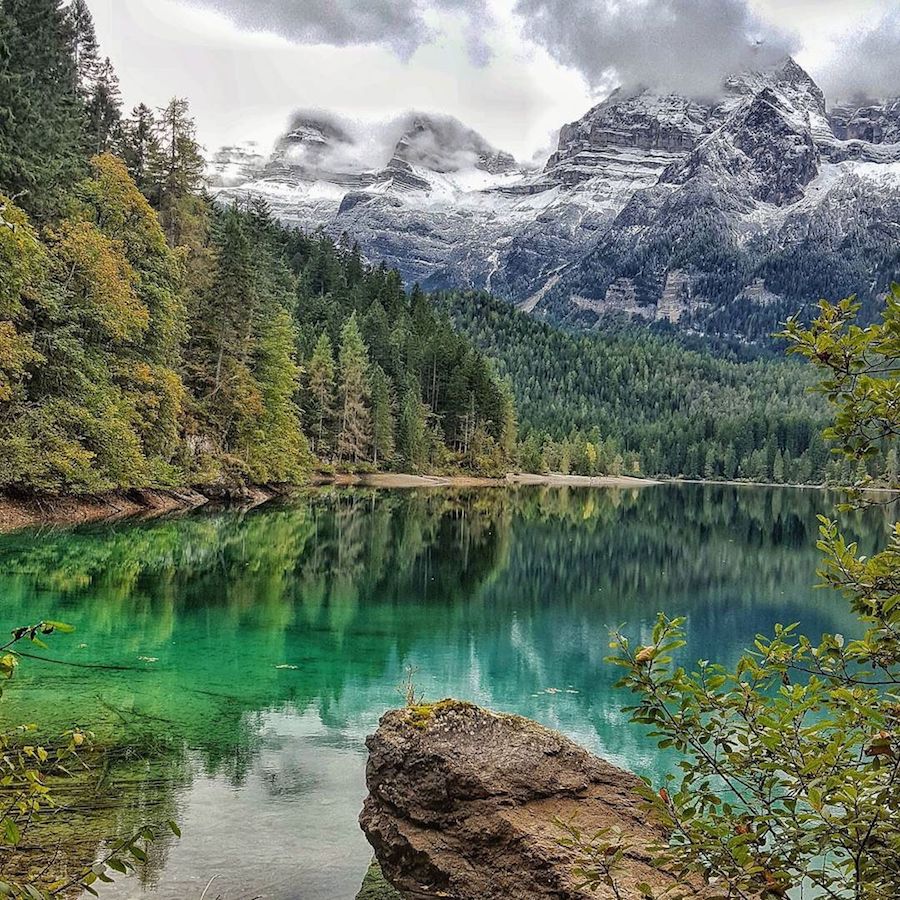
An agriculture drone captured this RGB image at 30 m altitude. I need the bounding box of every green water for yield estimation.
[0,484,886,899]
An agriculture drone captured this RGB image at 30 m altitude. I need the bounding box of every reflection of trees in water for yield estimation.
[1,736,186,894]
[0,485,889,884]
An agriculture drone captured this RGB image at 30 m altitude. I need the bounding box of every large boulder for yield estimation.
[359,700,705,900]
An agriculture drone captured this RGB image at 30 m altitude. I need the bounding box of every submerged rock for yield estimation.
[359,700,705,899]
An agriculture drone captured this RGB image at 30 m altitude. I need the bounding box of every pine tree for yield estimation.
[336,313,372,463]
[306,331,337,459]
[723,444,737,480]
[120,104,163,193]
[773,448,785,483]
[243,308,311,483]
[885,448,898,486]
[497,380,517,459]
[70,0,100,96]
[0,0,87,219]
[398,381,428,472]
[154,98,205,244]
[185,205,259,456]
[704,445,718,479]
[85,57,122,153]
[369,363,395,467]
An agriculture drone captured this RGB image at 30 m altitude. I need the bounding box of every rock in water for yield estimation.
[359,701,704,899]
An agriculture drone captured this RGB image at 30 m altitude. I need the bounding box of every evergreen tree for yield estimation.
[306,331,337,459]
[369,363,395,467]
[85,57,122,153]
[184,204,259,464]
[336,313,371,463]
[885,447,898,485]
[243,309,311,483]
[120,104,162,193]
[773,448,785,483]
[69,0,100,96]
[154,98,205,244]
[398,381,428,473]
[497,380,517,459]
[0,0,86,219]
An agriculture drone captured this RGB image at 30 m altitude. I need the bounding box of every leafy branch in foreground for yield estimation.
[596,287,900,900]
[0,622,180,898]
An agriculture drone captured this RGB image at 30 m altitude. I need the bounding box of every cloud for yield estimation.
[817,9,900,102]
[270,109,513,175]
[512,0,797,98]
[184,0,492,61]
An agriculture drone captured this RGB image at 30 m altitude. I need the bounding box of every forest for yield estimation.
[0,0,516,494]
[0,0,866,491]
[441,291,869,484]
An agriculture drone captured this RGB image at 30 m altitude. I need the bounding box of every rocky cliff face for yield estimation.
[830,99,900,145]
[211,59,900,344]
[359,701,706,900]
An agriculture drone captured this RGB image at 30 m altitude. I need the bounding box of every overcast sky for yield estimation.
[87,0,900,162]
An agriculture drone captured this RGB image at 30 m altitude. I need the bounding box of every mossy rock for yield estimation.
[404,698,478,729]
[356,860,402,899]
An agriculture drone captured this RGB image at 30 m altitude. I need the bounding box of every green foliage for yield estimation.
[442,290,830,481]
[84,57,121,154]
[369,363,396,467]
[0,4,515,489]
[0,0,87,220]
[557,821,640,899]
[152,98,205,246]
[602,286,900,898]
[337,312,372,463]
[398,381,429,473]
[0,622,178,897]
[243,307,311,483]
[306,330,337,459]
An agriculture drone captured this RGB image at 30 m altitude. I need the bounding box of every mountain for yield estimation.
[212,60,900,344]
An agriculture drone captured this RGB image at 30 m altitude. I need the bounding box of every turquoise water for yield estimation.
[0,485,884,899]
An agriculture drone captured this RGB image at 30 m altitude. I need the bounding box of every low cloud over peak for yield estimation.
[513,0,797,100]
[817,9,900,104]
[272,109,515,175]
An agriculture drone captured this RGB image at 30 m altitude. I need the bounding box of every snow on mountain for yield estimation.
[210,59,900,342]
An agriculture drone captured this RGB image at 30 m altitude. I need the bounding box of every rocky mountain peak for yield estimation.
[272,113,356,174]
[544,88,711,186]
[830,97,900,144]
[210,55,900,345]
[390,113,517,175]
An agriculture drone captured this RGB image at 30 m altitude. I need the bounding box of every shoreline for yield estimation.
[666,477,900,494]
[0,485,283,532]
[0,474,656,531]
[2,472,894,531]
[315,472,659,489]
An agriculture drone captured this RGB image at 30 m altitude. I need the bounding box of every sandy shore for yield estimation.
[318,472,659,489]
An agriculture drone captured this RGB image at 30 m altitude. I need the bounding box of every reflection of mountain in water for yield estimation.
[0,485,886,896]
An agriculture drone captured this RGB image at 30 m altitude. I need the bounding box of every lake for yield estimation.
[0,484,885,899]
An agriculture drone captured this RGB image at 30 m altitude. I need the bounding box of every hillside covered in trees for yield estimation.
[441,291,856,484]
[0,0,516,494]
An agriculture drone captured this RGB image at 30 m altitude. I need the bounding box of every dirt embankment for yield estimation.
[0,483,296,531]
[0,488,211,531]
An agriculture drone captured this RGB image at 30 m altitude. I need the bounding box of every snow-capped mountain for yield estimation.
[212,60,900,342]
